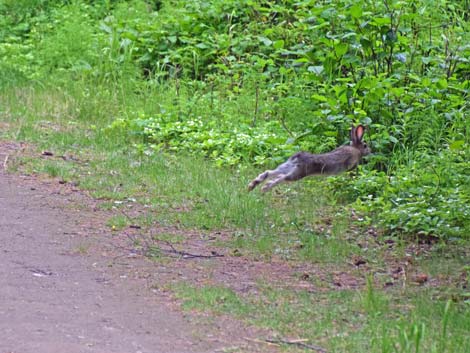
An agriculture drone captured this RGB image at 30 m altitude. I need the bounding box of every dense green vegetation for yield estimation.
[2,0,469,238]
[1,1,470,352]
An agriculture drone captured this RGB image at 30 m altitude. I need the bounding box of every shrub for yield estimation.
[336,149,470,239]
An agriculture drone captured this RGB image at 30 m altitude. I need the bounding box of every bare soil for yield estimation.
[0,142,278,353]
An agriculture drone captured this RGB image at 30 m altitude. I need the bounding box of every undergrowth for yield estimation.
[3,0,468,238]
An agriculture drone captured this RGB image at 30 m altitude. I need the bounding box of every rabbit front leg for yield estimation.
[248,169,278,191]
[260,168,303,192]
[249,158,299,192]
[260,173,288,192]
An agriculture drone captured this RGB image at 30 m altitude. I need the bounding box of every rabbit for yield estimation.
[248,124,371,192]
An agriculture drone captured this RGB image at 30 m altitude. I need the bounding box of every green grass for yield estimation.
[174,284,250,316]
[106,214,130,231]
[173,281,470,353]
[2,84,470,353]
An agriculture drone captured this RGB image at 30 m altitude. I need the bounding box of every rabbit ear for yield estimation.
[350,125,357,143]
[355,125,365,141]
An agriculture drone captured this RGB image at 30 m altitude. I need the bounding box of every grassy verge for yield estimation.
[174,280,470,353]
[1,84,470,352]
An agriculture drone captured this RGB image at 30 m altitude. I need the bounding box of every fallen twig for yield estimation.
[111,208,224,260]
[266,338,328,352]
[3,154,9,170]
[160,240,223,259]
[244,337,280,347]
[116,231,223,260]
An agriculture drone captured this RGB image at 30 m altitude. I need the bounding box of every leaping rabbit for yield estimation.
[248,125,371,192]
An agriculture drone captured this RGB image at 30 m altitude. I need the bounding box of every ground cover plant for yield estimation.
[1,0,470,352]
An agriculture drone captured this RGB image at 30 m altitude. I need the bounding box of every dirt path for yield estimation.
[0,155,233,353]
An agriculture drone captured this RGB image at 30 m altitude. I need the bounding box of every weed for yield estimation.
[174,284,249,316]
[106,215,129,231]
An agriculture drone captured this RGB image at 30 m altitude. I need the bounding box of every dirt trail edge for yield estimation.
[0,161,223,353]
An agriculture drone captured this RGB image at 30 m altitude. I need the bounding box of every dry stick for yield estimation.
[112,209,155,258]
[279,111,295,138]
[251,84,260,127]
[244,337,280,347]
[3,154,9,170]
[265,338,328,353]
[117,209,223,259]
[111,233,147,261]
[119,208,142,230]
[159,240,223,259]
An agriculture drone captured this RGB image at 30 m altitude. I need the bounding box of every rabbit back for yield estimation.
[286,146,362,179]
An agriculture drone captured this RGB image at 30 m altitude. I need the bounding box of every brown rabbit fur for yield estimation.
[248,125,371,192]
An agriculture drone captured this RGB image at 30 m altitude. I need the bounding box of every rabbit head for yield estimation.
[350,124,371,157]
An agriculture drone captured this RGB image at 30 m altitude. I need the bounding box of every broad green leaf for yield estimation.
[273,40,285,50]
[421,77,432,87]
[449,140,464,150]
[308,65,324,75]
[258,36,272,46]
[312,21,330,30]
[350,4,362,18]
[121,31,138,41]
[311,94,327,102]
[372,17,391,25]
[99,23,112,34]
[436,79,448,89]
[421,56,433,64]
[195,42,209,49]
[335,43,348,57]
